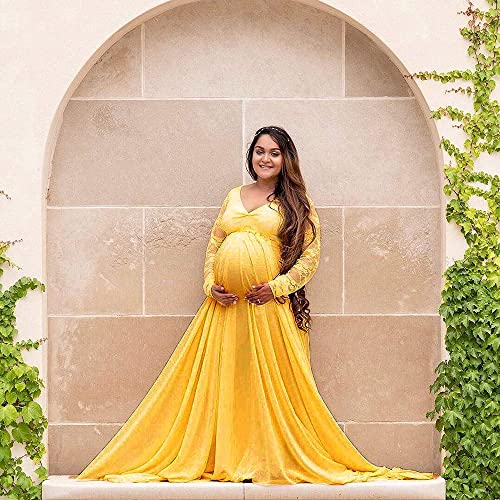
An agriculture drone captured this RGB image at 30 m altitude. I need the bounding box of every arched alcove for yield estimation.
[46,0,442,475]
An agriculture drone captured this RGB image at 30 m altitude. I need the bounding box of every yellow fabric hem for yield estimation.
[76,468,436,485]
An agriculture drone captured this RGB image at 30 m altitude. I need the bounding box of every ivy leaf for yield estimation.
[0,343,14,356]
[0,445,12,462]
[12,422,32,443]
[34,465,48,480]
[11,365,25,378]
[21,401,43,424]
[14,382,25,392]
[444,409,463,427]
[5,392,17,404]
[487,335,500,351]
[0,404,18,425]
[0,429,10,446]
[479,381,493,395]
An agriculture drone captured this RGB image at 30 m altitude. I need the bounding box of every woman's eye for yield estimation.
[255,150,280,156]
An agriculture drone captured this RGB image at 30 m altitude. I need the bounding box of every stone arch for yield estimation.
[45,0,443,474]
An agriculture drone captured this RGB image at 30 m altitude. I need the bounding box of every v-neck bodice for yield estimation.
[238,184,278,214]
[218,185,282,242]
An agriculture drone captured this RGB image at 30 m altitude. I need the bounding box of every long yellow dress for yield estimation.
[75,184,435,485]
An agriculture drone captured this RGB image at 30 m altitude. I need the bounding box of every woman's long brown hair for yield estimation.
[245,125,318,333]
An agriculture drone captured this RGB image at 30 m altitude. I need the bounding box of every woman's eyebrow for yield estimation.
[255,147,281,151]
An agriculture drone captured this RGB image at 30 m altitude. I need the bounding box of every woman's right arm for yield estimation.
[202,191,231,298]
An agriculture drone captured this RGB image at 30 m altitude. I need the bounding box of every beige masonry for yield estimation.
[3,0,476,480]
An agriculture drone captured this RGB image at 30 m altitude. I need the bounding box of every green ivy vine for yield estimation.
[0,190,48,499]
[405,1,500,498]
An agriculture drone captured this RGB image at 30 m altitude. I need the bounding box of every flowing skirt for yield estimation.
[76,230,434,485]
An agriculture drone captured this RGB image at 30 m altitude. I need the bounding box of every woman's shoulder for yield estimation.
[220,185,242,199]
[217,185,243,208]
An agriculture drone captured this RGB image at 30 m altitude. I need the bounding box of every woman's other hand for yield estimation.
[245,283,273,305]
[211,284,239,306]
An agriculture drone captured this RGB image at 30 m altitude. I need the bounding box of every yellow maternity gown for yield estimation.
[76,184,434,485]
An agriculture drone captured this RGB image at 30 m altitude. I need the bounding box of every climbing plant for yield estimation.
[0,189,48,499]
[405,1,500,498]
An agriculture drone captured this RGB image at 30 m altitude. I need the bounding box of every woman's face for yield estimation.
[252,134,283,182]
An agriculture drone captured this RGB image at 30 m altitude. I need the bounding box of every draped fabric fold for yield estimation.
[76,185,434,485]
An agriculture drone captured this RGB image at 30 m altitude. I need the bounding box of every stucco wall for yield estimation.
[2,0,482,477]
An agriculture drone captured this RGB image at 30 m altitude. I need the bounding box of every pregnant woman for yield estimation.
[76,125,434,485]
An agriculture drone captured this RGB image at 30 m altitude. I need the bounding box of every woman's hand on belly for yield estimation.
[211,284,239,306]
[245,283,274,305]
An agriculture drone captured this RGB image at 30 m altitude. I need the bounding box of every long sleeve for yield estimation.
[267,197,321,298]
[203,192,231,298]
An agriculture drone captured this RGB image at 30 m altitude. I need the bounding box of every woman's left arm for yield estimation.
[267,196,321,298]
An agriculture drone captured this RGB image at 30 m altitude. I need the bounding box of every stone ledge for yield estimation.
[42,475,445,499]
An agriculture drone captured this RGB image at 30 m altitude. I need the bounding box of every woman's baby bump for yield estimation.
[214,230,281,298]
